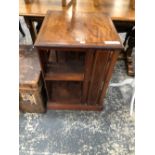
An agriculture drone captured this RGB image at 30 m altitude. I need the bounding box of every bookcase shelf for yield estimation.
[45,61,84,81]
[47,81,82,103]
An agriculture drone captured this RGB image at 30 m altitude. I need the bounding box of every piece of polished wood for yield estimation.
[35,11,123,111]
[35,11,123,49]
[20,0,134,21]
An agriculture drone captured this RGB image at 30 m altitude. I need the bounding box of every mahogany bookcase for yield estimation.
[35,11,123,111]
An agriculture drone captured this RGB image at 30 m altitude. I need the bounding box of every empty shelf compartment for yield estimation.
[45,61,84,81]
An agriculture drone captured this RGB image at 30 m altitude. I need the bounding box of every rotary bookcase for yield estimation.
[35,11,123,111]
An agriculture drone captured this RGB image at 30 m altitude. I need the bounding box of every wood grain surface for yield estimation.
[35,11,123,49]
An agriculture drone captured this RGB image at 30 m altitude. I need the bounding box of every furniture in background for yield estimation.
[20,0,135,43]
[34,11,123,111]
[19,45,47,113]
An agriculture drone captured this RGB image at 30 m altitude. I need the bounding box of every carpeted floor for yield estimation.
[19,17,135,155]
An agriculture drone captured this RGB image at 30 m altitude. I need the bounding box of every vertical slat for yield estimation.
[95,51,113,105]
[87,51,110,105]
[82,51,94,103]
[99,51,120,105]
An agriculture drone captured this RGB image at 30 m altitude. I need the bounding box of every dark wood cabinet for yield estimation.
[35,11,123,111]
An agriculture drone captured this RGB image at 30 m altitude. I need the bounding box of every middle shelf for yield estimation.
[45,61,84,81]
[44,50,85,81]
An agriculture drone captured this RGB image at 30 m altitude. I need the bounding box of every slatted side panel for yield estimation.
[98,51,120,105]
[87,50,113,105]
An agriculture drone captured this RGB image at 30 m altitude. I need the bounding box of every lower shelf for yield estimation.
[47,81,82,103]
[46,81,103,111]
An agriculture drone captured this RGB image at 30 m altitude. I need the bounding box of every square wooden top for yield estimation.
[35,11,123,49]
